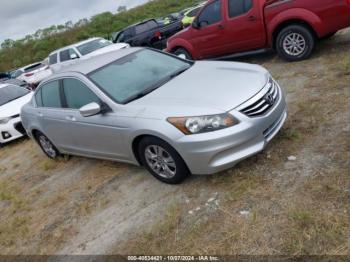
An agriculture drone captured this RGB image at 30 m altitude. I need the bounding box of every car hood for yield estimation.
[84,43,130,59]
[0,92,33,118]
[130,61,269,117]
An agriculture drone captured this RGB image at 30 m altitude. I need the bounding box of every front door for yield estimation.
[61,78,127,160]
[222,0,266,52]
[190,0,227,58]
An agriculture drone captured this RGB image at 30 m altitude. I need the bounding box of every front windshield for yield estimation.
[0,85,30,106]
[89,49,192,104]
[77,39,112,56]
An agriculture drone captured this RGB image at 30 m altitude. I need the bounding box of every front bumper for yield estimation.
[174,85,287,175]
[0,117,27,144]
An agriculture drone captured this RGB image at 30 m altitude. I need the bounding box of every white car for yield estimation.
[0,84,33,145]
[16,62,53,88]
[48,37,130,72]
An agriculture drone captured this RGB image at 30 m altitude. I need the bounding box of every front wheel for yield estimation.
[173,48,193,60]
[276,25,315,62]
[138,137,190,184]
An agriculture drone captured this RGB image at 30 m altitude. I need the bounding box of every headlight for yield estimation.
[0,117,11,124]
[167,113,237,135]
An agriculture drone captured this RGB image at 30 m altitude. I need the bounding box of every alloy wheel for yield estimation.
[282,32,306,56]
[39,135,57,158]
[144,145,177,178]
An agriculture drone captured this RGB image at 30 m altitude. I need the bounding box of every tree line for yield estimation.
[0,0,199,72]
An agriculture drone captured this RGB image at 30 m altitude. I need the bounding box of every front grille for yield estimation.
[14,122,26,135]
[240,80,279,117]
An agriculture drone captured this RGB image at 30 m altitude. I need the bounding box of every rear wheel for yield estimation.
[138,137,190,184]
[276,25,315,62]
[35,132,60,159]
[173,48,193,60]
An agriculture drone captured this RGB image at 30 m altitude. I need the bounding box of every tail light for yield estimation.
[154,31,162,39]
[25,73,34,77]
[348,0,350,4]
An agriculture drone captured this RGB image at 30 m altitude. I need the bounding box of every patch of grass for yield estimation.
[41,159,59,171]
[279,128,301,141]
[0,215,31,247]
[283,208,347,254]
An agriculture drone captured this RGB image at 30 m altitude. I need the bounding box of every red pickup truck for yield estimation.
[166,0,350,61]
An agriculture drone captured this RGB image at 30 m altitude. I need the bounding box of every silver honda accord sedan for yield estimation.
[21,48,287,184]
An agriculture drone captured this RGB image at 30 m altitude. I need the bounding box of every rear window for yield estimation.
[228,0,253,18]
[0,85,30,106]
[24,63,46,73]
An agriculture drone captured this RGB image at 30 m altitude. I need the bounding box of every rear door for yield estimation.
[221,0,266,53]
[35,80,72,150]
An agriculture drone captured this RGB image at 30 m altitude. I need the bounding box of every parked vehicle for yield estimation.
[1,79,30,90]
[0,84,33,145]
[16,62,52,88]
[21,48,287,184]
[0,72,11,81]
[112,19,183,50]
[167,0,350,61]
[182,4,205,27]
[48,37,129,73]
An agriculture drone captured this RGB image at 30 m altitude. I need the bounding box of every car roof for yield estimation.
[49,37,103,55]
[46,47,142,77]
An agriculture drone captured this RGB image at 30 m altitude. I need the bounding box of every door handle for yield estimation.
[65,116,76,122]
[217,24,225,30]
[38,112,43,117]
[248,15,257,21]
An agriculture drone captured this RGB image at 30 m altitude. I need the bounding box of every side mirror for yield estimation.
[79,102,101,117]
[70,53,78,60]
[199,21,209,28]
[192,21,200,29]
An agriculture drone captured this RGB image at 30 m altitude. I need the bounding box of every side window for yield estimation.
[62,78,100,109]
[228,0,253,18]
[49,54,58,65]
[59,50,70,62]
[198,0,222,27]
[35,89,43,107]
[41,81,62,108]
[69,49,79,59]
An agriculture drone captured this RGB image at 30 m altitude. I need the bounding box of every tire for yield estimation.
[276,25,315,62]
[35,132,60,159]
[138,137,190,184]
[173,48,193,60]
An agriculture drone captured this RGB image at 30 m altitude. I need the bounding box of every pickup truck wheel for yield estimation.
[276,25,315,62]
[138,137,190,184]
[173,48,193,60]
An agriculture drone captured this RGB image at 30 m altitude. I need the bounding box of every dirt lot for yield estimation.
[0,29,349,255]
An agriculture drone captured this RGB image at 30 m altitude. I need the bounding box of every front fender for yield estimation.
[167,38,200,59]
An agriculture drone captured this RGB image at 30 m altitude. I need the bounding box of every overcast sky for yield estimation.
[0,0,148,43]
